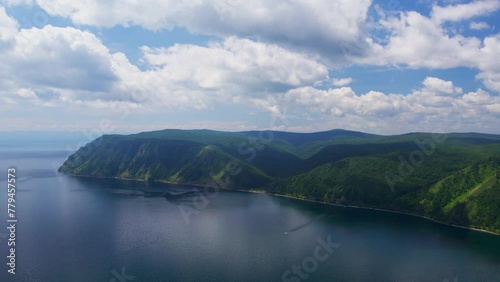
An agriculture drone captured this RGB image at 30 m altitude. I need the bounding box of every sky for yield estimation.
[0,0,499,135]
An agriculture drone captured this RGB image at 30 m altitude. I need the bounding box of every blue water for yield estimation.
[0,142,499,281]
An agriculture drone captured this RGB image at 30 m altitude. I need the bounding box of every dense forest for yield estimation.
[59,129,500,233]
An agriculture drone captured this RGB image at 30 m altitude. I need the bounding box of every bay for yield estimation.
[0,144,499,282]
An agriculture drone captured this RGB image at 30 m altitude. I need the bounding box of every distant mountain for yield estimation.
[240,129,376,145]
[59,129,500,234]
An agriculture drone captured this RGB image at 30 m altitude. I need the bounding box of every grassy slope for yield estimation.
[419,157,500,233]
[59,129,500,233]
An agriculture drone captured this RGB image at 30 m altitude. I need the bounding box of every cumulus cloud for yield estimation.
[1,1,500,134]
[476,35,500,92]
[119,37,330,109]
[364,11,481,68]
[284,86,405,118]
[0,6,17,46]
[4,0,373,62]
[4,0,498,92]
[332,77,354,87]
[143,37,328,93]
[431,0,500,23]
[279,77,500,133]
[361,2,500,93]
[9,26,118,92]
[421,77,463,96]
[0,22,140,108]
[0,14,329,110]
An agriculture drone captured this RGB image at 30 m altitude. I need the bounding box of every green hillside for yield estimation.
[59,135,273,188]
[59,129,500,234]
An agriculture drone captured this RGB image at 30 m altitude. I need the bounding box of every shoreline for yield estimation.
[60,172,500,236]
[260,193,500,236]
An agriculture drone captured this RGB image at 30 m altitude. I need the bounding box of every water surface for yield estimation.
[0,144,499,281]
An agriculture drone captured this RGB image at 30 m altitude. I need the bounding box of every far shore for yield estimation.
[60,172,500,236]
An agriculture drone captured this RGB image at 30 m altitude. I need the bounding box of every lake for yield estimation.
[0,142,499,281]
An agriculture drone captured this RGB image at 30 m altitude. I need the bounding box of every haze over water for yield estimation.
[0,142,499,282]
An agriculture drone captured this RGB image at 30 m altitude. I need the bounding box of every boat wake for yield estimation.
[284,213,329,235]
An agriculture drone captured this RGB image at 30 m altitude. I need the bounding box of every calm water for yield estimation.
[0,142,499,282]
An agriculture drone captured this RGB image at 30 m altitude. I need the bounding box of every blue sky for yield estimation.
[0,0,499,135]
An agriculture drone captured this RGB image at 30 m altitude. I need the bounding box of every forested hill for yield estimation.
[59,129,500,233]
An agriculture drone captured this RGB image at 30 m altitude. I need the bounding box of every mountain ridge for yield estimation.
[59,128,500,234]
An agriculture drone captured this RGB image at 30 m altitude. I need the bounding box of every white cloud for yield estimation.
[6,0,373,62]
[0,6,18,46]
[431,0,500,23]
[143,37,328,91]
[332,77,354,87]
[1,1,500,134]
[421,77,463,95]
[4,0,499,94]
[0,23,138,108]
[470,21,490,30]
[364,11,481,69]
[486,103,500,114]
[0,18,329,111]
[9,26,118,92]
[283,86,406,119]
[126,37,329,109]
[279,77,500,133]
[476,35,500,92]
[360,6,500,93]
